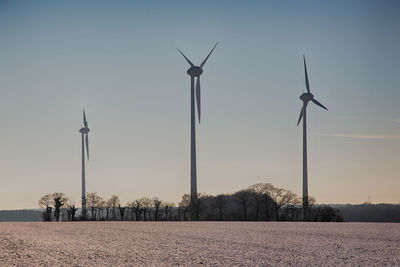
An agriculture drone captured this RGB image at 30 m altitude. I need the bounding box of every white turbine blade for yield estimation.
[177,48,194,67]
[196,77,201,123]
[297,107,304,126]
[85,134,89,160]
[312,99,328,110]
[303,55,310,93]
[200,42,218,68]
[83,110,88,128]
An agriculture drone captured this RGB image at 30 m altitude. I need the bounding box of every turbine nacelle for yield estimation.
[187,66,203,77]
[300,92,314,102]
[79,127,90,134]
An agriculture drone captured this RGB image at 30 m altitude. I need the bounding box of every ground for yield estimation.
[0,222,399,266]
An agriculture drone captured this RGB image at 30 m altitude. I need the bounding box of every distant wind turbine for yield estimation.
[178,43,218,221]
[297,56,327,221]
[79,110,90,218]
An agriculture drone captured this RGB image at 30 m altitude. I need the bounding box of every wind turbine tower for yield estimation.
[79,110,90,218]
[178,43,217,221]
[297,56,327,221]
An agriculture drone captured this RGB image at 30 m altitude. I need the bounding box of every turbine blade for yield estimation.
[200,42,218,68]
[177,48,194,67]
[85,134,89,160]
[196,77,201,123]
[312,99,328,110]
[303,55,310,93]
[297,107,304,126]
[83,110,88,128]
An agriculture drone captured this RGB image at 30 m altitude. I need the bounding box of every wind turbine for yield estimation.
[178,43,217,221]
[297,55,327,221]
[79,110,90,218]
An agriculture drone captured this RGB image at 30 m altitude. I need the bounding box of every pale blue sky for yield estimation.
[0,0,399,209]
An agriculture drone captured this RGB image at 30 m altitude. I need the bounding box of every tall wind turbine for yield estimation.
[178,43,217,221]
[297,55,327,221]
[79,110,90,218]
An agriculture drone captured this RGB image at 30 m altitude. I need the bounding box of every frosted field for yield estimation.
[0,222,399,266]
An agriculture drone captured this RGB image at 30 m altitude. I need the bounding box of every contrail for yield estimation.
[316,133,400,140]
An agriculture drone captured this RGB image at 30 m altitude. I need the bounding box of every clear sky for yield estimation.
[0,0,399,209]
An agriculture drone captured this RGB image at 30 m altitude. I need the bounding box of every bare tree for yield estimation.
[196,193,210,220]
[97,200,106,221]
[86,192,104,221]
[65,200,78,221]
[179,194,191,221]
[60,197,70,222]
[107,195,120,220]
[105,202,110,220]
[214,194,225,221]
[39,194,53,208]
[248,183,275,221]
[269,188,295,221]
[234,190,252,221]
[38,194,53,221]
[282,191,298,221]
[288,197,301,221]
[307,196,317,221]
[141,197,153,221]
[118,205,126,221]
[133,199,143,221]
[153,197,162,221]
[127,198,145,221]
[248,189,263,221]
[163,201,175,221]
[126,201,136,221]
[52,193,67,222]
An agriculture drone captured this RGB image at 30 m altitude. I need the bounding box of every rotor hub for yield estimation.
[79,127,89,134]
[300,92,314,102]
[187,66,203,77]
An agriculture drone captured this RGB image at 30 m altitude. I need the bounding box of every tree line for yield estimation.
[336,203,400,222]
[38,183,343,222]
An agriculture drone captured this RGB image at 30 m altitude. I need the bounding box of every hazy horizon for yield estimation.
[1,0,400,209]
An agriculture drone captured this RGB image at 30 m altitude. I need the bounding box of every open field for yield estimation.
[0,222,399,266]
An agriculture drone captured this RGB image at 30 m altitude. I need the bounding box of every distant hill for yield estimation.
[0,210,42,221]
[332,204,400,222]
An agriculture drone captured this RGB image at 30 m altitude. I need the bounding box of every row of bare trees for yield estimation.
[38,193,176,222]
[38,183,342,222]
[192,183,306,221]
